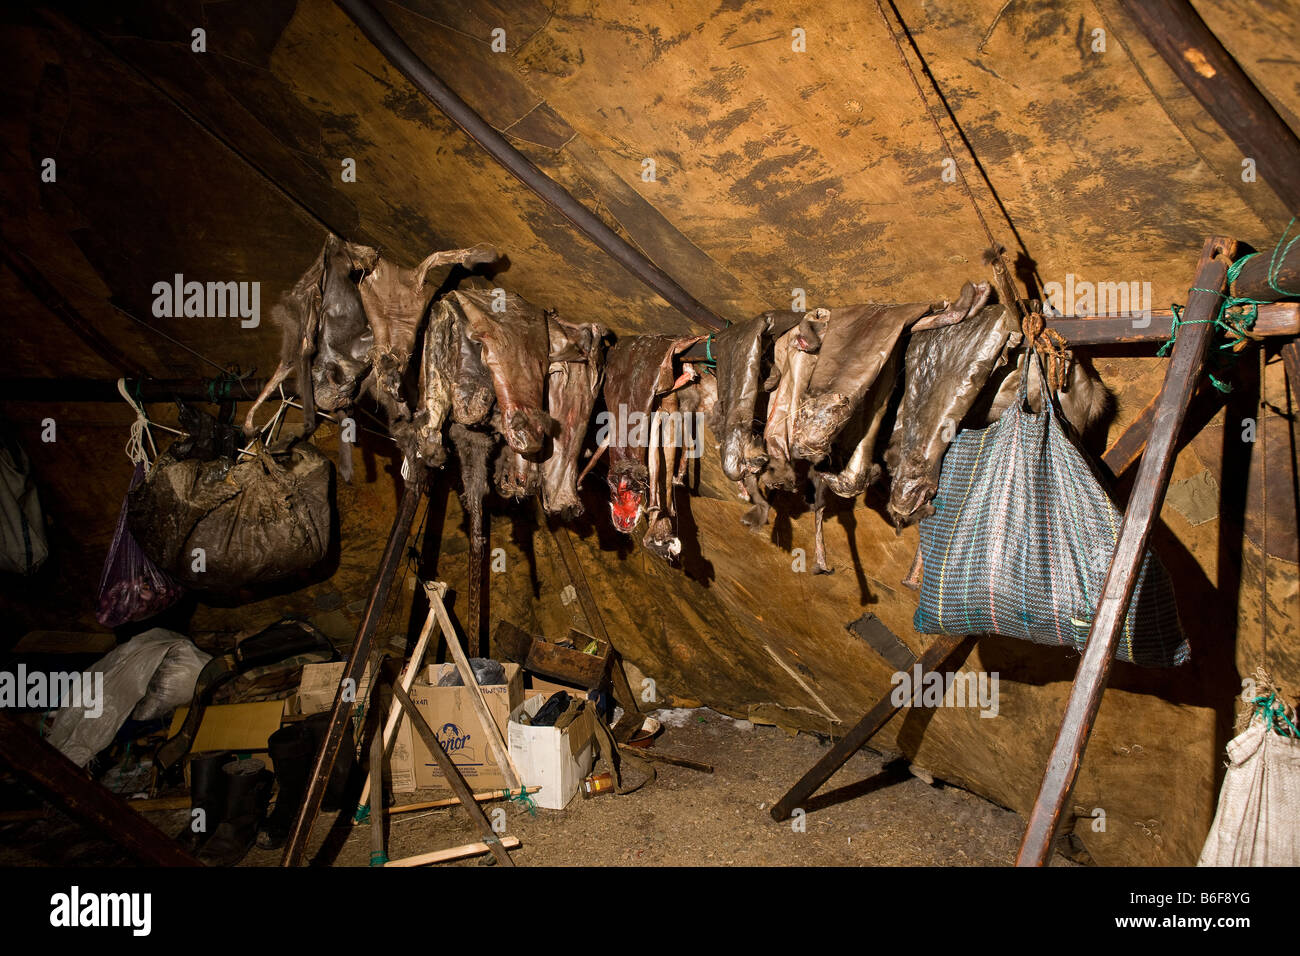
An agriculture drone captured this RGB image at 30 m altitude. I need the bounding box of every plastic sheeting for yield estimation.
[46,629,211,767]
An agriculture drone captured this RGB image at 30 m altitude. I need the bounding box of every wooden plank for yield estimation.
[0,708,200,866]
[1101,380,1227,478]
[281,469,426,866]
[1116,1,1300,213]
[1016,236,1237,866]
[770,632,967,821]
[385,836,521,867]
[386,787,540,816]
[389,681,516,867]
[617,745,714,774]
[368,672,387,866]
[356,601,442,814]
[547,523,645,743]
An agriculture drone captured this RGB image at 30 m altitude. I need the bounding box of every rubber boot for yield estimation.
[176,751,231,854]
[305,713,357,813]
[256,723,313,850]
[198,757,272,866]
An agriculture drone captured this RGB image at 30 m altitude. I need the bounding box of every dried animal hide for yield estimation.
[711,312,782,483]
[358,245,498,457]
[540,316,607,518]
[314,236,381,415]
[494,443,541,500]
[642,366,714,562]
[787,284,991,467]
[449,423,496,559]
[791,302,934,464]
[453,289,555,455]
[885,303,1112,535]
[762,310,828,492]
[601,334,705,536]
[242,235,379,483]
[242,249,323,440]
[884,302,1022,531]
[975,348,1112,439]
[412,298,461,468]
[809,348,900,573]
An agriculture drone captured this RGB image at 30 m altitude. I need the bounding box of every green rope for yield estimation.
[507,786,537,816]
[353,804,371,825]
[1251,692,1299,739]
[1159,218,1297,392]
[369,851,388,867]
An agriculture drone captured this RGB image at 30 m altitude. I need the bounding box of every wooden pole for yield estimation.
[1230,240,1300,304]
[334,0,728,332]
[770,632,966,821]
[1116,0,1300,214]
[386,788,540,816]
[389,682,516,867]
[0,708,200,867]
[355,601,442,814]
[368,680,387,866]
[385,836,520,867]
[281,469,426,866]
[1016,235,1237,866]
[547,522,645,742]
[467,513,486,657]
[425,582,522,790]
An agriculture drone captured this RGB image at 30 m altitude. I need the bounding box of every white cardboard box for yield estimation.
[508,694,596,811]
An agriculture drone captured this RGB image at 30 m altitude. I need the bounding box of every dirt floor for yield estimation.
[0,707,1077,867]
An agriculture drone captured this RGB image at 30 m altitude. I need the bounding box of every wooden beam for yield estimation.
[1101,380,1228,479]
[386,787,540,816]
[546,522,645,743]
[335,0,728,331]
[385,836,520,867]
[1117,0,1300,213]
[0,377,269,404]
[1016,235,1238,866]
[0,708,200,866]
[1230,240,1300,304]
[1044,303,1297,346]
[770,632,967,821]
[281,469,426,866]
[671,303,1298,364]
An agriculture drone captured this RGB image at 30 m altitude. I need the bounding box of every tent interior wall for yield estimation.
[0,0,1297,868]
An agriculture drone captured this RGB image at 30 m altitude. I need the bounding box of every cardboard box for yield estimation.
[291,661,373,717]
[390,663,523,793]
[507,694,596,810]
[168,700,286,770]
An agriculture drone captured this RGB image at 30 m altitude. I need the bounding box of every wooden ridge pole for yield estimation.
[281,469,426,866]
[1117,0,1300,213]
[1016,235,1238,866]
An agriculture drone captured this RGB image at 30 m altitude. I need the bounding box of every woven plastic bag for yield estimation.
[913,348,1188,668]
[96,463,183,627]
[1198,696,1300,866]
